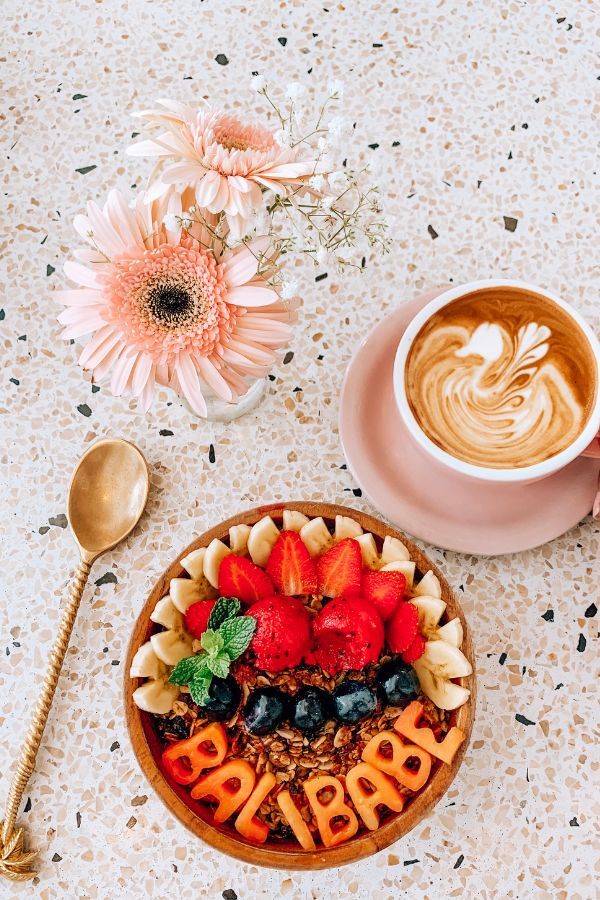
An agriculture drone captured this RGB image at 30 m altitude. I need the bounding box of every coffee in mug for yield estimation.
[404,286,598,469]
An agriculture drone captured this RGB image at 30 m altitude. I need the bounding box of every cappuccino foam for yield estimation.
[405,288,597,469]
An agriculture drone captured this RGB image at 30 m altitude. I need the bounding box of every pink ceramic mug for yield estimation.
[393,279,600,492]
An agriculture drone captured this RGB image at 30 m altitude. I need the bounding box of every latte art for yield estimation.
[405,289,597,469]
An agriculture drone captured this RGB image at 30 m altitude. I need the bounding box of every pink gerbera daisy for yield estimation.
[55,188,295,415]
[127,99,319,238]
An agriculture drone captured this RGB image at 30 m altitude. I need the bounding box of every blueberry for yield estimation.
[199,675,241,720]
[376,659,420,705]
[331,680,377,724]
[158,714,189,741]
[243,687,287,735]
[291,686,330,734]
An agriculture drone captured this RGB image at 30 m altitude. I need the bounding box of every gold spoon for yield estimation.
[0,438,149,882]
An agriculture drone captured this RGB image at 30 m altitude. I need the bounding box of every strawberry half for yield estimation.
[401,632,426,664]
[266,530,317,595]
[317,538,362,598]
[361,569,407,621]
[184,599,217,638]
[386,600,419,653]
[218,554,274,605]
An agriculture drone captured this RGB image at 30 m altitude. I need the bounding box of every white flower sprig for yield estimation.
[175,79,390,276]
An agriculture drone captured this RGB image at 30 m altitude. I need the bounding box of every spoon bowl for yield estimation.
[67,438,149,560]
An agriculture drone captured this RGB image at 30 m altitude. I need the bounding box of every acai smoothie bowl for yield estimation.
[124,503,475,869]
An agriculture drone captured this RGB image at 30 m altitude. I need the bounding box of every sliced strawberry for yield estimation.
[386,601,419,653]
[316,538,362,598]
[246,595,311,671]
[184,599,217,638]
[401,632,426,664]
[311,630,351,675]
[361,569,407,621]
[266,530,317,595]
[218,554,274,605]
[311,595,384,673]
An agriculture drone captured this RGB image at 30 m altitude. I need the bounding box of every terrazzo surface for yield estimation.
[1,1,599,898]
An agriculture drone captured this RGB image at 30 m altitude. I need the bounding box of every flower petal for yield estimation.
[64,260,104,289]
[226,285,279,308]
[130,353,154,396]
[59,311,107,339]
[194,170,222,208]
[53,288,104,307]
[78,326,124,369]
[175,354,208,417]
[221,246,262,288]
[160,162,205,185]
[193,355,233,402]
[111,350,138,396]
[138,365,156,412]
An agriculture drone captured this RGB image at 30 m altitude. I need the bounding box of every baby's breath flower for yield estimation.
[251,73,267,92]
[328,171,347,192]
[321,195,334,210]
[316,247,329,265]
[310,174,326,191]
[286,83,307,101]
[280,280,299,300]
[163,213,181,232]
[274,128,292,147]
[328,116,348,136]
[328,79,344,97]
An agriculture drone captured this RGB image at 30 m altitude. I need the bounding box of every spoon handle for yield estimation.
[0,556,92,882]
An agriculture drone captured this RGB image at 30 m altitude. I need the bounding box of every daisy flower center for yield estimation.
[212,116,276,154]
[104,238,236,364]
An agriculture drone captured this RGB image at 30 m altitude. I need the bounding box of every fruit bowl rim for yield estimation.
[123,501,476,871]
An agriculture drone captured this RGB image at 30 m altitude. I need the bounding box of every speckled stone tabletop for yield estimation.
[1,1,599,898]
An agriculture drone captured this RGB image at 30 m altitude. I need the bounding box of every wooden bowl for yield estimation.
[124,502,475,870]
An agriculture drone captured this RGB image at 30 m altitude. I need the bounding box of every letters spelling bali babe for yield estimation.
[162,704,465,848]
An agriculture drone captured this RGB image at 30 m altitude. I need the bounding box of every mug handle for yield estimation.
[581,432,600,518]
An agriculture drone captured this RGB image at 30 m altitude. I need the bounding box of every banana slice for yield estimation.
[435,617,463,648]
[413,661,470,711]
[380,560,416,590]
[413,570,442,598]
[380,535,410,565]
[170,579,202,614]
[247,516,280,567]
[409,596,447,638]
[229,524,251,555]
[150,596,183,630]
[355,532,379,568]
[180,547,207,581]
[334,515,363,541]
[150,628,193,667]
[283,510,310,532]
[203,538,232,588]
[174,547,218,611]
[132,679,181,715]
[130,641,167,680]
[300,517,333,557]
[130,640,180,714]
[419,639,472,679]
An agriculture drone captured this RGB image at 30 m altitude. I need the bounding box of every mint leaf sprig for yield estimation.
[168,597,256,707]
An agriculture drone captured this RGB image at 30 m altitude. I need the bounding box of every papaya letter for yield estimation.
[191,759,255,823]
[276,790,316,850]
[303,775,359,848]
[362,730,432,791]
[393,701,465,765]
[346,762,405,830]
[162,722,227,785]
[235,773,276,843]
